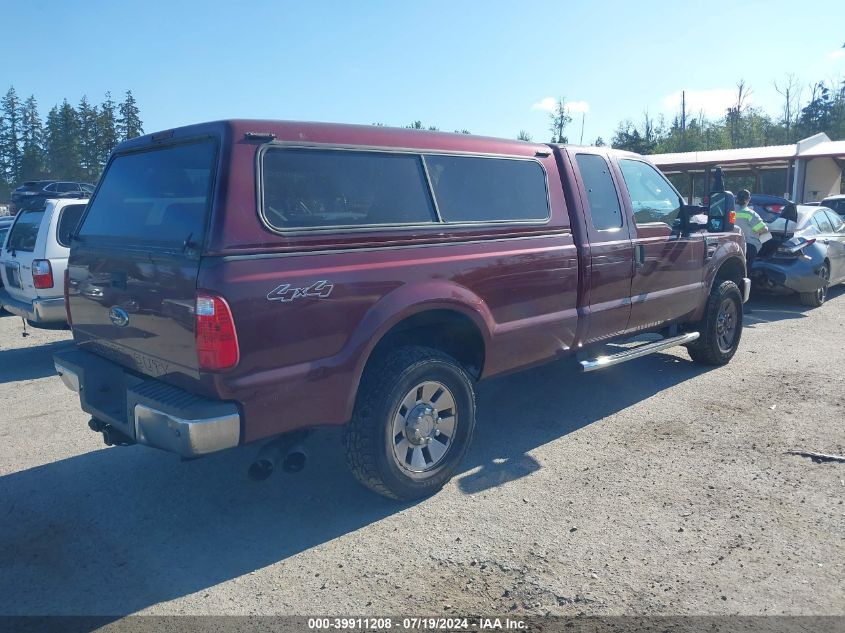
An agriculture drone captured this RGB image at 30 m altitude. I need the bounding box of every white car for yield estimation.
[0,198,88,323]
[820,194,845,218]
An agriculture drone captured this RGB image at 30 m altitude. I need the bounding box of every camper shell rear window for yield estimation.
[77,138,217,250]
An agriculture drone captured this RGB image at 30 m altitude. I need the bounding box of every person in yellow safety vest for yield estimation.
[733,189,771,271]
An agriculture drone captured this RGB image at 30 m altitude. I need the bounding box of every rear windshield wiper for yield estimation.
[182,232,198,253]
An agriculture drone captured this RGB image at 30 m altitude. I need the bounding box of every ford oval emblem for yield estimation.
[109,306,130,327]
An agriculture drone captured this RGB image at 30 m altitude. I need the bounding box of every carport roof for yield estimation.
[651,134,845,172]
[652,145,795,169]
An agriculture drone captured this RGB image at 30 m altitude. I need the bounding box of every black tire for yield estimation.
[687,280,743,366]
[344,346,476,500]
[799,263,829,308]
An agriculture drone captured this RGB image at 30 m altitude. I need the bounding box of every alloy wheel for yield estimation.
[715,297,738,353]
[816,265,830,305]
[391,380,457,473]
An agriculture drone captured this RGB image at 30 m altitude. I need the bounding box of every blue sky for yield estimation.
[3,0,844,143]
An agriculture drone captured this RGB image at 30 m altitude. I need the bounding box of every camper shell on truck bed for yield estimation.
[54,120,747,500]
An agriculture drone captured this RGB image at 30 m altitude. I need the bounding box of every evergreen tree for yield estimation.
[517,130,532,141]
[549,98,572,143]
[0,107,7,198]
[45,100,83,180]
[19,96,46,182]
[78,96,100,182]
[96,92,118,169]
[0,86,23,186]
[611,112,663,154]
[118,90,143,140]
[796,82,835,139]
[406,121,439,131]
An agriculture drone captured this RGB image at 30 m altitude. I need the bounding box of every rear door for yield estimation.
[68,138,218,384]
[615,157,706,332]
[55,182,80,198]
[570,150,634,342]
[818,210,845,282]
[42,201,87,300]
[0,205,49,304]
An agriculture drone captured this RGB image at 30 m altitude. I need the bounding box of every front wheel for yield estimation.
[687,280,743,365]
[344,346,476,500]
[799,263,829,307]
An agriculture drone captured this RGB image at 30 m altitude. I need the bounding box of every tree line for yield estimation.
[0,86,143,201]
[386,75,845,156]
[3,73,843,203]
[606,76,845,154]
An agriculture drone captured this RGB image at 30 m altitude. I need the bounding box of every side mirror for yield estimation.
[781,202,798,223]
[707,190,736,233]
[677,204,706,235]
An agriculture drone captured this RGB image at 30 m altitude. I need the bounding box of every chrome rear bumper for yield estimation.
[0,288,66,323]
[54,349,241,458]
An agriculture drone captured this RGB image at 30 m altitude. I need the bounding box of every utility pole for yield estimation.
[681,90,687,150]
[579,112,585,145]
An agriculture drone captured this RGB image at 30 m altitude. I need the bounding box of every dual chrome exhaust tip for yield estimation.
[248,431,309,481]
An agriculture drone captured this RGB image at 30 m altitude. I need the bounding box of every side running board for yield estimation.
[579,332,700,372]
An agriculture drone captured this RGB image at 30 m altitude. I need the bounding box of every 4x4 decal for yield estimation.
[267,280,334,302]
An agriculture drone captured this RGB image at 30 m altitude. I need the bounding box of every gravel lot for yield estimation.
[0,290,843,618]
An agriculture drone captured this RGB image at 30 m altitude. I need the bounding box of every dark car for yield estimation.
[52,120,747,500]
[819,194,845,217]
[11,180,95,214]
[753,205,845,306]
[750,193,792,223]
[0,216,12,299]
[0,216,17,297]
[0,216,13,248]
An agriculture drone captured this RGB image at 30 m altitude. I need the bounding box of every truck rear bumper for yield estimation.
[0,288,66,323]
[53,348,241,457]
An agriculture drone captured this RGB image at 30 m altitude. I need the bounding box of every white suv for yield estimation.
[0,198,88,324]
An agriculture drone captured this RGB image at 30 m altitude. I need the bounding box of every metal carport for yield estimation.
[650,133,845,203]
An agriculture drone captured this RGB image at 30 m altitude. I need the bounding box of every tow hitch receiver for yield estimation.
[88,418,135,447]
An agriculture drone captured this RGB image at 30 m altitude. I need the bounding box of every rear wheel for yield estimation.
[687,280,743,366]
[799,263,829,307]
[344,346,476,500]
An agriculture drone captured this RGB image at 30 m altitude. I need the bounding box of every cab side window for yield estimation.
[575,153,622,230]
[823,209,844,233]
[812,212,834,233]
[619,159,681,226]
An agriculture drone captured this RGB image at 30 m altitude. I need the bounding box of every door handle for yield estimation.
[635,245,645,268]
[705,236,718,260]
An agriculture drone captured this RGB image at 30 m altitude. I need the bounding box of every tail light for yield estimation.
[196,292,240,370]
[64,269,72,326]
[728,210,736,225]
[777,237,815,257]
[32,259,54,289]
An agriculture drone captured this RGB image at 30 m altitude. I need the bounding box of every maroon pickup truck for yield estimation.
[53,120,748,500]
